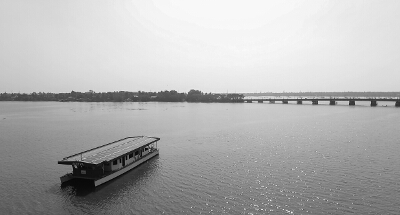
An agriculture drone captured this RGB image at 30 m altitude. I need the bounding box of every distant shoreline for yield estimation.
[1,90,399,102]
[0,90,244,103]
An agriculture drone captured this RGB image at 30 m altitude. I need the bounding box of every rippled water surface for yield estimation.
[1,101,399,214]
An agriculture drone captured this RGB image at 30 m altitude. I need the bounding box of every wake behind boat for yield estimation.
[58,136,160,187]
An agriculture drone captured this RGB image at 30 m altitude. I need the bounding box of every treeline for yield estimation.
[186,90,243,102]
[0,90,244,103]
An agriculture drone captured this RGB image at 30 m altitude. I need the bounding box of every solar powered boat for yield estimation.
[58,136,160,187]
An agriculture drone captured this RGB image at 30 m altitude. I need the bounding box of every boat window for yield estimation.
[125,156,128,160]
[135,151,139,155]
[129,153,133,158]
[113,160,117,165]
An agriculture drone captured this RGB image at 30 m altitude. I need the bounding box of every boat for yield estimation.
[58,136,160,187]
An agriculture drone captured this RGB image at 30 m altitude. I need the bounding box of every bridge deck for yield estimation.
[245,98,399,102]
[243,97,400,107]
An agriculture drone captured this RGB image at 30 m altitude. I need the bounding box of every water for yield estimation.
[0,101,399,214]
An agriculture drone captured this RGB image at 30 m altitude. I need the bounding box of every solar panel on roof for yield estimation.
[58,136,160,165]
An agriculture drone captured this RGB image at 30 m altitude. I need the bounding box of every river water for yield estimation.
[0,101,399,214]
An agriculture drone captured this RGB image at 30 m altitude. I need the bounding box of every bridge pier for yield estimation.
[269,100,275,103]
[297,100,302,104]
[282,100,288,104]
[312,100,318,105]
[349,100,355,106]
[370,100,377,106]
[329,100,336,105]
[396,101,400,107]
[258,100,263,103]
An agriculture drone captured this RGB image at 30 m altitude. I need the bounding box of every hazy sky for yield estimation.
[1,0,399,93]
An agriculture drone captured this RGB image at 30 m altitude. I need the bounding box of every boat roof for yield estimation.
[58,136,160,165]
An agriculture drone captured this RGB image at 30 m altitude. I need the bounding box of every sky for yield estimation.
[1,0,399,93]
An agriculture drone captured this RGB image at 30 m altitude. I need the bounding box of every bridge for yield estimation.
[244,97,400,107]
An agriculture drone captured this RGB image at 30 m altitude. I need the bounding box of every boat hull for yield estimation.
[60,173,74,183]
